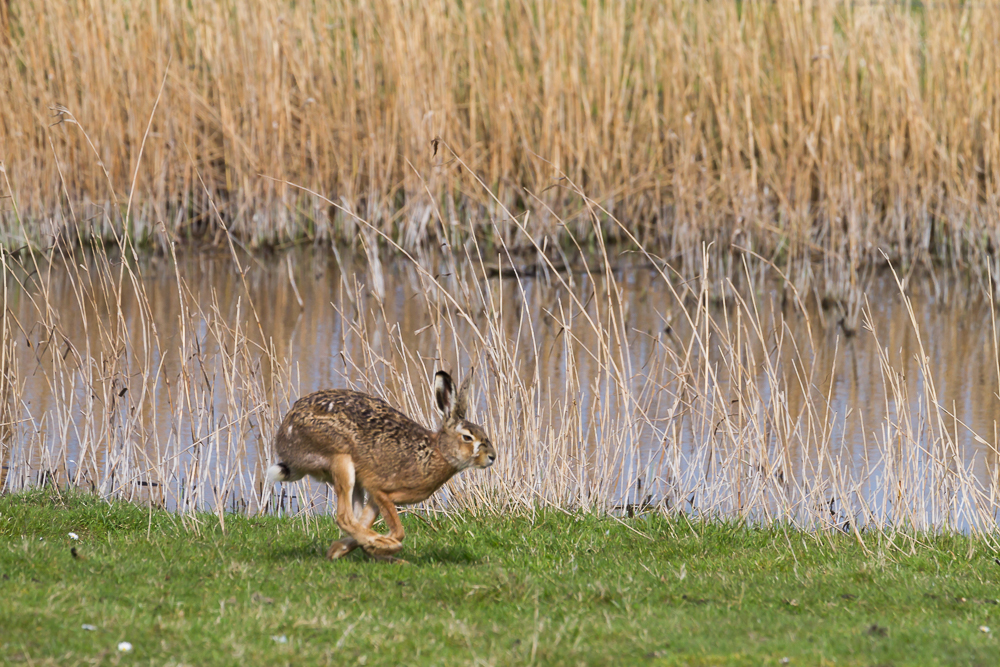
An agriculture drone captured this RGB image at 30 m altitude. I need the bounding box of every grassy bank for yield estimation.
[1,490,998,665]
[2,0,1000,276]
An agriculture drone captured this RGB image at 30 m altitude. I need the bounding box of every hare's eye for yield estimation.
[461,434,474,443]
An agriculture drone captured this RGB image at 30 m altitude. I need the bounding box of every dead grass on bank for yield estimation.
[2,0,1000,294]
[1,122,999,549]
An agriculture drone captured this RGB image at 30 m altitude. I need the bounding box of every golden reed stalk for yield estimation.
[2,0,999,272]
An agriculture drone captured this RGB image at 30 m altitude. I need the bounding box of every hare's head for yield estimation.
[434,370,496,470]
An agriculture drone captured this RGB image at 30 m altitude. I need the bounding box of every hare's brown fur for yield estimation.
[268,371,495,560]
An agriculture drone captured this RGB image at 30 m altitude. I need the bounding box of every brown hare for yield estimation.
[267,371,495,560]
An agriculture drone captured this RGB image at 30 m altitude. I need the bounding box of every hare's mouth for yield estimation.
[472,441,496,468]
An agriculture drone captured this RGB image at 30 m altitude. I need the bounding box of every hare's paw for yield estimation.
[362,534,403,556]
[326,537,359,560]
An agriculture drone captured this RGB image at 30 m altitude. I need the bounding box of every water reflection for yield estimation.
[3,246,998,528]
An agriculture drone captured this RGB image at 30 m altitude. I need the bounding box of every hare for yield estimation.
[267,371,495,560]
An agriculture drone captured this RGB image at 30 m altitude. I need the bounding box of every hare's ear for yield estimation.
[451,369,474,422]
[434,371,455,415]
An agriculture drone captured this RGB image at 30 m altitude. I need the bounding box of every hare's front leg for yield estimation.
[364,489,406,558]
[326,489,378,559]
[329,455,402,558]
[328,491,408,560]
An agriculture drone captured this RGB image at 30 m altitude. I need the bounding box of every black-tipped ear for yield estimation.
[434,371,454,415]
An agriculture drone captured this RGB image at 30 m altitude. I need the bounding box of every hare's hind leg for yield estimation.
[328,491,408,561]
[326,491,379,560]
[329,455,402,558]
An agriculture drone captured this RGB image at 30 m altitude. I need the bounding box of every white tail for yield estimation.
[267,463,290,483]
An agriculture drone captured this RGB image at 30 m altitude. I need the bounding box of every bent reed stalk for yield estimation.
[1,139,999,548]
[2,0,1000,293]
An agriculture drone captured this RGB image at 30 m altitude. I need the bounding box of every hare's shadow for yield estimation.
[266,540,329,562]
[341,544,483,566]
[265,541,482,566]
[401,545,482,566]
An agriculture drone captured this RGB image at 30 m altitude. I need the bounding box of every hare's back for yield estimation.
[280,389,428,452]
[293,389,411,426]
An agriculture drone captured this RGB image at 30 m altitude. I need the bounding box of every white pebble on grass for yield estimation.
[117,642,133,652]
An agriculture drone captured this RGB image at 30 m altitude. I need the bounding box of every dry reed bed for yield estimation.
[3,0,1000,291]
[1,162,998,545]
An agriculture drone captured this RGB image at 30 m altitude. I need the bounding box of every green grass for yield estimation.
[1,490,998,666]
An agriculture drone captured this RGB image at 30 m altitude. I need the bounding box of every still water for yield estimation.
[2,246,998,529]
